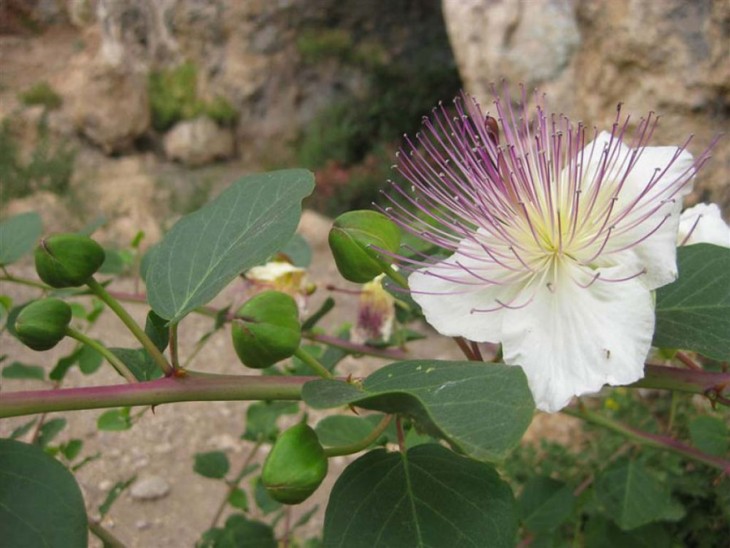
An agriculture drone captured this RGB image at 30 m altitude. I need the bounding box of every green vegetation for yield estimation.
[294,26,461,217]
[18,82,62,110]
[148,61,237,131]
[0,117,75,204]
[504,389,730,545]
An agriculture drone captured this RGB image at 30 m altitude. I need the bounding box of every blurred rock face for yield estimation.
[442,0,729,211]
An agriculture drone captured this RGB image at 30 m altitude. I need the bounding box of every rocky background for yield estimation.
[0,1,728,546]
[1,0,727,242]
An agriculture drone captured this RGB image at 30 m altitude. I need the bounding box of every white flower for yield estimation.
[383,89,708,412]
[677,203,730,248]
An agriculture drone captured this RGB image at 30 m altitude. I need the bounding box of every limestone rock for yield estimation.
[70,152,164,244]
[163,116,234,167]
[442,0,730,212]
[67,61,150,153]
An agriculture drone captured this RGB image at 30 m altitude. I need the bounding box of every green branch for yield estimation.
[563,406,730,474]
[0,373,311,419]
[294,347,333,379]
[65,327,137,383]
[629,365,730,406]
[324,414,393,457]
[86,278,174,377]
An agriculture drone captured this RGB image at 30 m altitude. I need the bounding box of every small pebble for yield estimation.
[130,476,171,501]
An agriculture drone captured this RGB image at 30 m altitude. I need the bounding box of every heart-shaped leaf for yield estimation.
[324,444,517,547]
[654,244,730,360]
[145,169,314,322]
[0,438,88,547]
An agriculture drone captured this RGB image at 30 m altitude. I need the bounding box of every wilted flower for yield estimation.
[383,88,710,412]
[352,273,396,344]
[677,203,730,248]
[243,260,313,313]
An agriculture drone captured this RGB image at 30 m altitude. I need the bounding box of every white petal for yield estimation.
[408,257,515,343]
[500,265,654,412]
[578,132,695,290]
[678,203,730,248]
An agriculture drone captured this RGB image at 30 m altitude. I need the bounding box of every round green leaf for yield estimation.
[303,360,535,463]
[194,451,230,479]
[0,438,88,547]
[324,444,517,547]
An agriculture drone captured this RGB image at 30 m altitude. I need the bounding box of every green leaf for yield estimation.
[324,444,517,547]
[109,347,164,381]
[689,415,728,457]
[228,487,249,511]
[0,211,42,265]
[518,476,575,533]
[242,401,299,442]
[278,233,312,267]
[2,361,45,380]
[99,476,135,517]
[0,439,88,547]
[145,169,314,322]
[145,310,169,352]
[37,417,67,448]
[303,360,535,463]
[194,451,230,479]
[199,514,277,548]
[78,344,103,374]
[10,418,37,439]
[654,244,730,360]
[302,297,335,331]
[97,408,132,431]
[315,415,384,447]
[49,348,82,381]
[594,460,681,530]
[61,439,83,461]
[252,476,282,515]
[584,516,672,548]
[98,247,132,274]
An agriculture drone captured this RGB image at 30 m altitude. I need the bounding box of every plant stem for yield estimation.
[377,259,409,289]
[0,272,50,290]
[169,322,180,370]
[294,347,332,379]
[303,332,409,361]
[0,373,310,419]
[66,327,137,383]
[453,336,477,361]
[629,364,730,406]
[88,519,126,547]
[209,439,264,530]
[86,277,173,377]
[324,414,393,457]
[563,406,730,474]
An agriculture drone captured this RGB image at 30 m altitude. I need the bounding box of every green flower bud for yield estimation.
[34,234,106,288]
[328,210,401,283]
[262,423,328,504]
[13,298,72,351]
[231,291,301,369]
